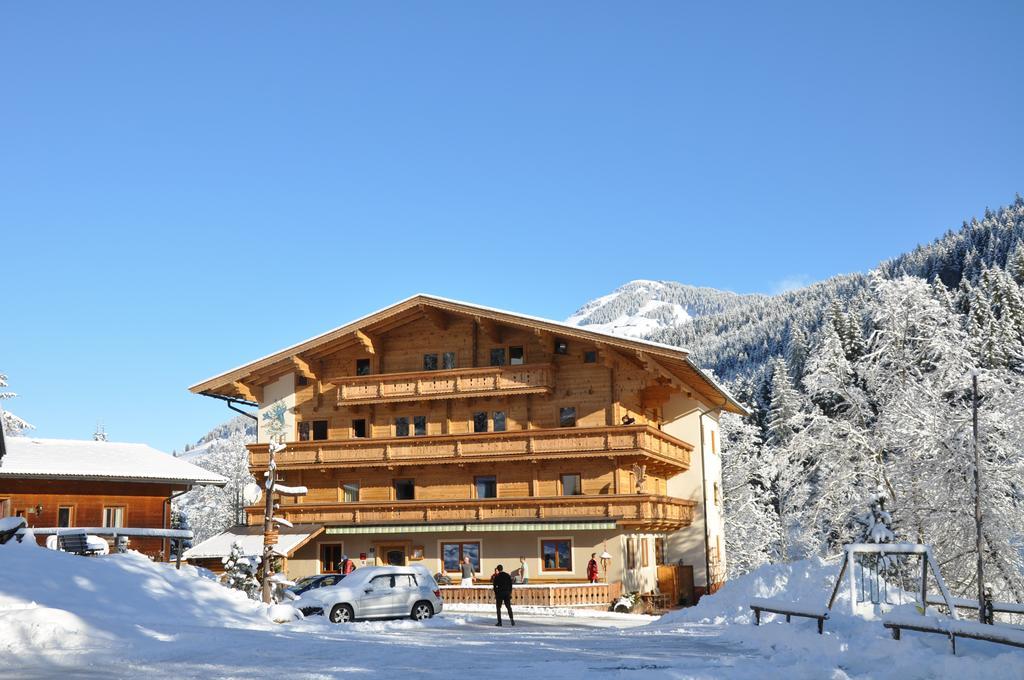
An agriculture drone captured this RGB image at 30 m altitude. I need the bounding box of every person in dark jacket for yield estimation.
[492,564,515,626]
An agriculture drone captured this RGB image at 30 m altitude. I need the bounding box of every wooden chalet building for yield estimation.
[189,295,747,597]
[0,437,227,558]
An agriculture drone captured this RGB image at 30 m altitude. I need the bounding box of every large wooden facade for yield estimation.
[190,295,746,594]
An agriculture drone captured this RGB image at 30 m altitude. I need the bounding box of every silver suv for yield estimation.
[295,565,443,623]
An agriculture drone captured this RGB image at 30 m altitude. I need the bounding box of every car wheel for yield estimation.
[411,601,434,621]
[329,604,354,624]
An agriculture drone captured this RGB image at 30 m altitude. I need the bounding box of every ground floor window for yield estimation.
[320,543,344,573]
[442,541,480,573]
[655,537,667,565]
[642,538,650,567]
[102,506,125,528]
[57,506,74,528]
[541,539,572,571]
[0,499,9,517]
[626,536,639,569]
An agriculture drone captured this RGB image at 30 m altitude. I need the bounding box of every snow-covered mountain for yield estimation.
[566,280,760,338]
[569,196,1024,402]
[175,415,255,462]
[174,415,257,542]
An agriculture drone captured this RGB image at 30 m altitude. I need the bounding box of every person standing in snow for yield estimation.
[460,555,474,586]
[517,556,529,584]
[340,554,356,575]
[587,553,600,583]
[492,564,514,627]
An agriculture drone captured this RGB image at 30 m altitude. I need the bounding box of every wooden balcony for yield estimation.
[440,582,623,609]
[249,425,692,474]
[328,363,555,405]
[258,494,695,532]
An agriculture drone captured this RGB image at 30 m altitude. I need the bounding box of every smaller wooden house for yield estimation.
[0,437,227,558]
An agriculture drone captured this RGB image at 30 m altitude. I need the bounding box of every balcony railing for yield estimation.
[328,363,555,405]
[253,494,695,532]
[249,425,692,473]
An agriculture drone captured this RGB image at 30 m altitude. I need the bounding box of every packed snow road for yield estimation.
[8,612,755,680]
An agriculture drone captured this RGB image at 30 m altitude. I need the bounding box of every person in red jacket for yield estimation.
[587,553,600,583]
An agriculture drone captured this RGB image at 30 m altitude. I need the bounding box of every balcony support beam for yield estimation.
[419,305,449,330]
[354,330,376,355]
[476,316,503,344]
[232,381,262,403]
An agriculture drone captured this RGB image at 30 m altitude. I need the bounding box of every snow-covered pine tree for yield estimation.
[719,413,779,576]
[785,324,809,387]
[803,318,864,419]
[222,540,261,600]
[854,494,896,545]
[0,373,34,437]
[170,508,193,553]
[765,357,802,447]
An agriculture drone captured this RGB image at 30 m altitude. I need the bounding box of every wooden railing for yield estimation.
[257,494,695,531]
[249,425,692,472]
[440,581,622,609]
[329,363,555,405]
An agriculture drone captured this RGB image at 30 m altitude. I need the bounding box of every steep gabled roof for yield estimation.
[0,437,228,486]
[189,294,748,415]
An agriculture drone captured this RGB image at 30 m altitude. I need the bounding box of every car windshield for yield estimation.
[290,576,327,595]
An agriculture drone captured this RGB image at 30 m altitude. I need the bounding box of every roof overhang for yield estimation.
[0,472,227,487]
[189,294,748,415]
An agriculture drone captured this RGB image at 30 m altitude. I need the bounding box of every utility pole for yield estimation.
[971,371,986,623]
[261,438,283,604]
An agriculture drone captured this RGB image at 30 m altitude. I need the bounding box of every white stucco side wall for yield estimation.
[661,392,727,590]
[257,373,296,444]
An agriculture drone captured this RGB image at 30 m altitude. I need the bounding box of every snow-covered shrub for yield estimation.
[222,541,261,600]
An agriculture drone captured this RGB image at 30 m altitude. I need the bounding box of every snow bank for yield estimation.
[654,557,1024,678]
[661,556,842,626]
[0,538,273,667]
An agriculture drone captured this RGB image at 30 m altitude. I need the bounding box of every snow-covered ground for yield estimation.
[2,539,1021,679]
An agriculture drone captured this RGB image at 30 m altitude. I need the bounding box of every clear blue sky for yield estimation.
[2,2,1022,451]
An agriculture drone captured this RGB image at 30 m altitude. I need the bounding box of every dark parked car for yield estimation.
[286,574,345,598]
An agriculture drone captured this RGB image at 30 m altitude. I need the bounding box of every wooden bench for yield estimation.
[750,597,829,634]
[884,614,1024,655]
[57,531,103,556]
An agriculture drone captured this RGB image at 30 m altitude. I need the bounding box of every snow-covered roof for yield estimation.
[182,524,322,560]
[0,437,228,486]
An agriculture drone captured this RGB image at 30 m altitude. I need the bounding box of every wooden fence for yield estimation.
[440,581,622,609]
